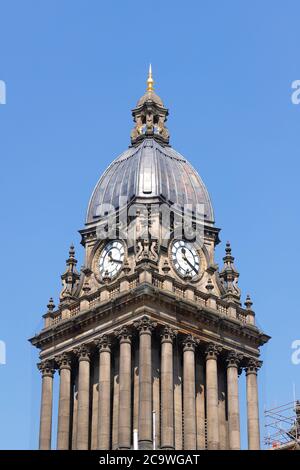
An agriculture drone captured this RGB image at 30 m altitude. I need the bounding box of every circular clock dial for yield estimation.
[171,240,200,278]
[99,241,125,279]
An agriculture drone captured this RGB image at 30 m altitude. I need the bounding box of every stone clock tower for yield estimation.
[30,67,270,451]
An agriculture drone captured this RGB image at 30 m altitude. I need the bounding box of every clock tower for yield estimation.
[30,67,270,450]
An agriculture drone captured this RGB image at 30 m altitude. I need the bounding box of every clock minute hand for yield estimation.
[182,255,197,274]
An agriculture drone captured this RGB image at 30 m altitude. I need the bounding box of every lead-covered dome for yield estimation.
[86,67,214,226]
[86,138,214,224]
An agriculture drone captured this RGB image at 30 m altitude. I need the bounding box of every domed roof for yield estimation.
[86,138,214,225]
[137,90,164,108]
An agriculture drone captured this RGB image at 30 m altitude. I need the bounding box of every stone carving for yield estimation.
[55,352,72,370]
[37,360,55,377]
[134,316,157,334]
[226,350,243,368]
[60,245,80,304]
[205,343,223,359]
[74,344,91,362]
[160,325,177,343]
[94,334,112,353]
[244,358,262,375]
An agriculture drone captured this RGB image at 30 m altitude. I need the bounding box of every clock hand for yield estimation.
[182,254,197,274]
[108,253,123,264]
[109,258,123,264]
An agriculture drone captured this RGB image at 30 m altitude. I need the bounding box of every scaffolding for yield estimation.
[264,400,300,449]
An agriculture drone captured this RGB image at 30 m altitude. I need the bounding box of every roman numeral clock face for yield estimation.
[99,241,125,279]
[171,240,200,279]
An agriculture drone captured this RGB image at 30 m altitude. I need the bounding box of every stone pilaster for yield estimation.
[205,343,222,450]
[95,335,112,450]
[183,335,197,450]
[160,326,177,449]
[116,327,132,450]
[56,353,72,450]
[134,316,157,450]
[226,351,243,450]
[38,360,55,450]
[245,358,262,450]
[74,344,91,450]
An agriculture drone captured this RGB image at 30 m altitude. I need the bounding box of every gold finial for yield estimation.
[147,63,154,92]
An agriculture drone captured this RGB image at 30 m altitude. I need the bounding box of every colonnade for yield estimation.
[38,318,261,450]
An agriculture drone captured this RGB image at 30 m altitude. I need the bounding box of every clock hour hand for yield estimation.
[108,253,123,264]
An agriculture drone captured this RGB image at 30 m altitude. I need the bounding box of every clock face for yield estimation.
[171,240,200,278]
[99,241,125,279]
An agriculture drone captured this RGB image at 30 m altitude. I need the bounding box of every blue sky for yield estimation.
[0,0,300,449]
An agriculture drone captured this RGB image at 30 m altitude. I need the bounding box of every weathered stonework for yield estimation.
[30,70,270,450]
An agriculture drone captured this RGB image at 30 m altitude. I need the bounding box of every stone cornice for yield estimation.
[30,283,270,352]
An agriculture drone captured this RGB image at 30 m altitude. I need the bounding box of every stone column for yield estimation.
[38,361,55,450]
[226,351,242,450]
[134,316,156,450]
[56,353,72,450]
[75,344,91,450]
[245,359,261,450]
[195,352,206,450]
[205,343,222,450]
[116,327,132,450]
[96,335,112,450]
[183,335,197,450]
[160,326,176,449]
[218,365,228,449]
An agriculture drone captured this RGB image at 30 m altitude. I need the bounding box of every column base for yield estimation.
[138,440,153,450]
[160,445,175,450]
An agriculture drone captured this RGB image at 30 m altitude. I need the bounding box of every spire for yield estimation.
[219,241,241,303]
[147,64,154,92]
[130,65,170,146]
[244,294,253,310]
[47,297,55,313]
[60,244,80,304]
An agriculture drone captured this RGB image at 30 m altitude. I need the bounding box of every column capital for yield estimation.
[115,326,132,344]
[182,334,197,352]
[55,352,72,371]
[161,325,177,344]
[134,316,157,335]
[205,342,222,359]
[226,350,243,368]
[74,343,92,362]
[94,334,112,353]
[37,360,55,378]
[244,358,262,375]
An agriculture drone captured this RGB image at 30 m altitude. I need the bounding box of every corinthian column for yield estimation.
[160,326,176,449]
[116,327,132,450]
[205,343,222,450]
[226,351,242,450]
[134,316,157,450]
[245,359,261,450]
[38,360,55,450]
[75,344,91,450]
[183,335,196,450]
[96,335,112,450]
[56,353,72,450]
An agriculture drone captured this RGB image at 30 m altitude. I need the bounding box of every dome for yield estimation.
[86,138,214,225]
[137,90,164,108]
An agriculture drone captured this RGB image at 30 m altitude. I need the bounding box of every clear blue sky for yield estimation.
[0,0,299,450]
